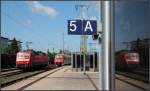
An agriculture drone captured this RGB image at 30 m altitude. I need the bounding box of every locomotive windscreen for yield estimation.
[17,53,30,59]
[16,52,31,62]
[56,54,62,59]
[125,53,139,62]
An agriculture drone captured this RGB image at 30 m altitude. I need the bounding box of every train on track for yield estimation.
[115,51,140,70]
[54,52,71,66]
[16,50,49,70]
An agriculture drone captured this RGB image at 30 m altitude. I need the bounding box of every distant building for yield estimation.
[0,36,22,54]
[1,37,9,53]
[130,38,149,51]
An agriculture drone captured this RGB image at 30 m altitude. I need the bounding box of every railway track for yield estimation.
[116,71,149,83]
[1,69,22,77]
[116,74,149,90]
[1,68,19,72]
[0,65,57,87]
[131,68,149,76]
[116,67,149,83]
[116,68,149,90]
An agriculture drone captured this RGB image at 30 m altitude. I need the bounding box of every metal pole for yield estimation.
[75,52,76,71]
[98,44,102,89]
[100,1,111,90]
[84,53,86,74]
[148,2,150,90]
[99,1,103,90]
[110,1,115,91]
[93,52,95,72]
[62,32,64,51]
[80,53,81,71]
[71,52,73,71]
[75,52,77,72]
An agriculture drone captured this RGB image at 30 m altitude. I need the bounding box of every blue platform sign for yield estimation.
[68,20,97,35]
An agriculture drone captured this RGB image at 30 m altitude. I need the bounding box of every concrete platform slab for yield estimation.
[1,66,148,90]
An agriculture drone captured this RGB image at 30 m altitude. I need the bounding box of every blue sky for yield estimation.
[115,1,149,51]
[2,1,148,53]
[1,1,100,53]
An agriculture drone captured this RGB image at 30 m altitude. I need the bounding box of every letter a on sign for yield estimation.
[84,21,93,32]
[83,20,97,35]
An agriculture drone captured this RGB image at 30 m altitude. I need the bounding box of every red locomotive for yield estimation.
[16,50,49,70]
[54,52,71,66]
[116,51,140,70]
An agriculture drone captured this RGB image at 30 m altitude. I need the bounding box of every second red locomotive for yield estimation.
[54,52,71,66]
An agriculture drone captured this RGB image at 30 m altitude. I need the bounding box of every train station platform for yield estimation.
[1,66,148,90]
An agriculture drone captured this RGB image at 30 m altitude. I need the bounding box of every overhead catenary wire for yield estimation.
[2,12,54,51]
[2,12,46,39]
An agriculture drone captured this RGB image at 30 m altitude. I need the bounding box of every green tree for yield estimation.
[3,46,11,54]
[10,37,19,54]
[47,50,54,64]
[59,49,63,53]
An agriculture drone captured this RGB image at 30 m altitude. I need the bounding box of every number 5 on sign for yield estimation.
[68,20,82,35]
[69,21,77,32]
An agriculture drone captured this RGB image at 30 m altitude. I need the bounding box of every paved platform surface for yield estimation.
[1,66,149,90]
